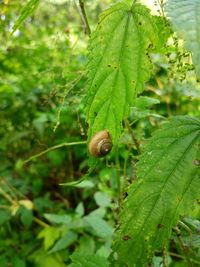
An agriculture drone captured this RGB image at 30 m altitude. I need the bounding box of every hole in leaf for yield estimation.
[122,235,131,241]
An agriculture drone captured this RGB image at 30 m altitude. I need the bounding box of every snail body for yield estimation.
[88,130,112,157]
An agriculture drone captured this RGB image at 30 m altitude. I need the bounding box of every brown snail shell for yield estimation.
[88,130,112,157]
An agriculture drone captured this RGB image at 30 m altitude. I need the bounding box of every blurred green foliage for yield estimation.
[0,0,199,266]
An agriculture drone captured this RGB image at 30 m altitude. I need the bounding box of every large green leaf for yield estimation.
[114,116,200,266]
[85,2,166,143]
[166,0,200,78]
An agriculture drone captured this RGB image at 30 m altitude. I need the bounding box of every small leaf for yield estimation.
[48,231,78,253]
[29,249,67,267]
[96,239,112,258]
[94,192,111,208]
[38,227,60,251]
[114,116,200,266]
[44,213,72,225]
[75,236,95,255]
[69,252,109,267]
[19,199,34,210]
[85,215,113,238]
[60,175,94,188]
[11,0,40,35]
[75,202,85,217]
[15,159,24,171]
[135,96,160,110]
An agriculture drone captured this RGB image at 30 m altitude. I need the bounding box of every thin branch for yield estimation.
[178,220,193,247]
[162,246,169,267]
[79,0,91,35]
[33,217,49,228]
[23,141,87,165]
[168,252,200,265]
[0,187,14,204]
[125,119,141,153]
[74,0,91,35]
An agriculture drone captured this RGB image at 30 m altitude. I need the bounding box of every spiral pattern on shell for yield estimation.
[88,130,112,157]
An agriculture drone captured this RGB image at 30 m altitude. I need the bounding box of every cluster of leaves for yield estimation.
[0,0,199,266]
[84,0,200,266]
[0,0,117,266]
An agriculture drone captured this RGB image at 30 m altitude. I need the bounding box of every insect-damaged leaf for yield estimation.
[114,116,200,266]
[85,2,167,143]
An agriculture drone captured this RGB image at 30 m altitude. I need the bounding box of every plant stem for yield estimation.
[33,217,49,228]
[23,141,87,165]
[125,119,141,154]
[75,0,91,35]
[173,226,193,267]
[115,147,122,206]
[178,220,193,247]
[162,246,169,267]
[0,187,14,204]
[168,252,200,265]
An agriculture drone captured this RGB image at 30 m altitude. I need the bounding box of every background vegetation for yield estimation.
[0,0,199,266]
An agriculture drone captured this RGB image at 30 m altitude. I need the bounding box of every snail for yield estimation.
[88,130,112,157]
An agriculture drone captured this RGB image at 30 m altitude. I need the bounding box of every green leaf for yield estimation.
[38,227,60,251]
[85,2,166,143]
[29,249,67,267]
[94,192,111,208]
[114,116,200,266]
[75,202,85,217]
[165,0,200,78]
[69,252,109,267]
[96,239,112,258]
[48,231,78,254]
[11,0,40,35]
[135,96,160,110]
[75,236,95,255]
[44,213,72,225]
[85,214,113,238]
